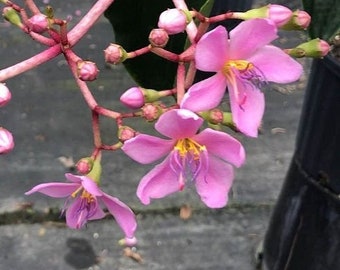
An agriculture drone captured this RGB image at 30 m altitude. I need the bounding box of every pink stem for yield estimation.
[176,62,185,105]
[0,0,115,82]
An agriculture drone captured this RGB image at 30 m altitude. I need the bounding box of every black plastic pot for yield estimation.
[262,55,340,270]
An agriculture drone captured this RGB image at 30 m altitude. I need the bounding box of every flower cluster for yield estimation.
[0,0,329,248]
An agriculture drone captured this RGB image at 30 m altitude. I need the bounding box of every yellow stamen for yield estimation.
[222,60,253,77]
[174,138,206,159]
[71,187,95,204]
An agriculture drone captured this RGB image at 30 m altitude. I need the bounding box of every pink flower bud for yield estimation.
[293,10,311,29]
[268,4,293,27]
[104,43,127,64]
[118,126,137,142]
[27,14,49,33]
[280,10,311,30]
[238,5,292,27]
[296,38,330,58]
[0,83,11,107]
[141,103,164,121]
[158,9,191,35]
[118,237,137,247]
[76,157,94,175]
[149,28,169,48]
[120,87,145,109]
[0,127,14,154]
[319,39,331,57]
[77,61,99,81]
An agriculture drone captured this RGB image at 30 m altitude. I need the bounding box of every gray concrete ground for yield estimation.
[0,0,310,269]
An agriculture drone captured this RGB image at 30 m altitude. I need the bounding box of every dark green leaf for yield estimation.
[302,0,340,41]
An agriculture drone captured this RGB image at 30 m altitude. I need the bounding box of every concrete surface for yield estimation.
[0,0,311,269]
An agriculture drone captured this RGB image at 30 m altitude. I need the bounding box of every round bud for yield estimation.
[149,28,169,48]
[104,44,127,64]
[77,61,99,81]
[120,87,145,109]
[27,14,49,33]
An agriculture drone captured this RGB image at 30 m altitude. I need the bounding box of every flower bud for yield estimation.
[118,126,137,142]
[104,43,128,64]
[149,28,169,48]
[2,7,23,28]
[77,61,99,81]
[158,8,192,35]
[280,10,311,30]
[296,38,330,58]
[0,83,11,107]
[26,14,49,33]
[120,87,145,109]
[0,127,14,154]
[141,103,164,122]
[118,236,137,247]
[238,4,292,27]
[76,157,94,175]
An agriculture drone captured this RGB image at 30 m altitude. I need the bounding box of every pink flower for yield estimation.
[25,173,137,244]
[122,109,245,208]
[181,19,303,137]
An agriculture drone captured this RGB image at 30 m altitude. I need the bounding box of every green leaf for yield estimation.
[302,0,340,41]
[104,0,210,90]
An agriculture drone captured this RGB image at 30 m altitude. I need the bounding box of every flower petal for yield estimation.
[181,73,227,112]
[101,193,137,239]
[195,155,234,208]
[229,19,278,59]
[65,197,103,229]
[228,78,265,137]
[122,134,175,164]
[195,25,229,72]
[65,173,82,183]
[193,128,246,167]
[80,176,103,197]
[25,182,79,197]
[137,155,180,205]
[248,45,303,83]
[155,109,203,139]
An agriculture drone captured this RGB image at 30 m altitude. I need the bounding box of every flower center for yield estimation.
[71,188,95,203]
[174,138,206,159]
[172,138,208,190]
[222,60,253,77]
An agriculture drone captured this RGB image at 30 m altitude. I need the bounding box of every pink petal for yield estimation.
[181,73,227,112]
[65,173,82,183]
[101,193,137,238]
[193,128,246,167]
[80,176,103,197]
[155,109,203,139]
[228,78,265,137]
[229,19,278,59]
[195,155,234,208]
[122,134,175,164]
[248,45,303,83]
[195,25,229,72]
[25,182,79,197]
[137,155,180,205]
[66,197,104,229]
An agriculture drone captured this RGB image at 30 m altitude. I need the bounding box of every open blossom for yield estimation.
[181,19,302,137]
[25,173,137,244]
[122,109,245,208]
